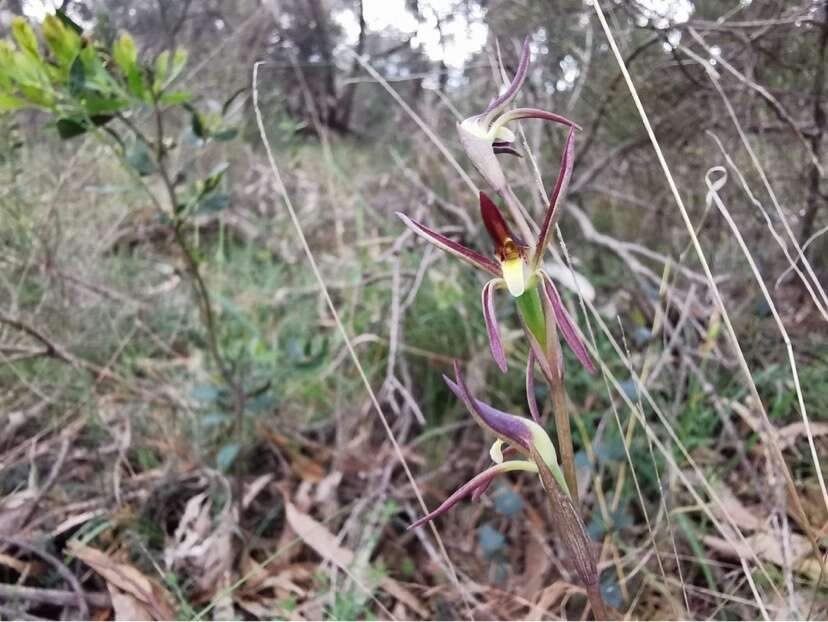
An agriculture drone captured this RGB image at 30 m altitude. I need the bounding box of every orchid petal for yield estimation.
[532,126,575,268]
[493,144,522,158]
[482,37,531,120]
[526,351,541,423]
[408,460,537,529]
[492,143,523,158]
[501,258,527,297]
[397,212,500,277]
[445,361,533,451]
[541,273,596,374]
[482,279,507,372]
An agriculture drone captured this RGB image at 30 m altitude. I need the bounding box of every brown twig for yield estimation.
[0,537,92,619]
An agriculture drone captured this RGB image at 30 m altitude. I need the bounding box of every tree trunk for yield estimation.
[800,6,828,245]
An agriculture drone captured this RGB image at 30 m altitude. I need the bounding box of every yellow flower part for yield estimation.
[501,256,526,297]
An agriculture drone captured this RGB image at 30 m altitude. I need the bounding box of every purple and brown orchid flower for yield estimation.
[409,361,568,530]
[397,151,595,378]
[457,37,581,194]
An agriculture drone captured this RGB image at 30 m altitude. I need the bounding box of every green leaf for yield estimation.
[159,90,192,106]
[190,108,206,138]
[204,162,228,191]
[112,33,137,74]
[153,50,169,92]
[191,384,220,402]
[0,93,26,112]
[212,127,237,142]
[201,412,231,426]
[194,192,230,215]
[216,443,240,473]
[68,54,85,96]
[83,95,129,116]
[126,66,147,101]
[167,48,188,85]
[126,141,157,176]
[43,14,81,66]
[12,17,39,59]
[54,114,112,139]
[56,117,87,139]
[55,9,83,35]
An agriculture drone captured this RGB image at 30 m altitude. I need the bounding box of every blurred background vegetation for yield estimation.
[1,0,827,619]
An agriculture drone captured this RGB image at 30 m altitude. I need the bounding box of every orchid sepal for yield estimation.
[407,460,537,530]
[540,272,596,374]
[532,126,576,270]
[481,37,531,122]
[482,279,508,372]
[396,212,500,277]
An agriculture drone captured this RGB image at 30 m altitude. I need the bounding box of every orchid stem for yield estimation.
[548,353,580,507]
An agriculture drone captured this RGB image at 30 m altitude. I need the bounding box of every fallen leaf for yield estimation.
[704,531,820,580]
[709,482,765,532]
[379,577,428,618]
[285,502,426,616]
[285,501,353,567]
[69,542,175,620]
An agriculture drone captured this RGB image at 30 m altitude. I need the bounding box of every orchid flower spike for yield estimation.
[397,170,594,376]
[408,361,568,530]
[457,37,581,192]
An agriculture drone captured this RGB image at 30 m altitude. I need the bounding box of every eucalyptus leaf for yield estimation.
[113,33,137,74]
[11,18,39,59]
[68,54,85,96]
[212,127,238,142]
[126,141,157,176]
[159,90,192,106]
[216,443,240,473]
[195,192,230,215]
[55,9,83,35]
[56,117,87,139]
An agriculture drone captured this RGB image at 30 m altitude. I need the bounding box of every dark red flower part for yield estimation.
[479,192,526,261]
[493,141,522,157]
